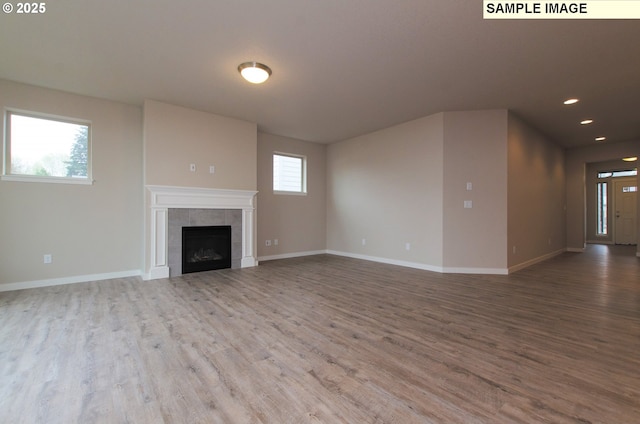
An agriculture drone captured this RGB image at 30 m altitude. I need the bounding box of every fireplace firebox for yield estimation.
[182,226,231,274]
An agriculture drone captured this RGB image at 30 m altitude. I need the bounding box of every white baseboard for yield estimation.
[566,247,586,253]
[143,266,169,281]
[258,250,328,262]
[587,240,614,245]
[0,270,141,292]
[442,266,509,275]
[326,250,445,272]
[508,248,566,274]
[327,250,509,274]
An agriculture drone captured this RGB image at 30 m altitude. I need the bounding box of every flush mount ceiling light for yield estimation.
[580,119,594,125]
[563,98,579,105]
[622,156,638,162]
[595,136,607,142]
[238,62,272,84]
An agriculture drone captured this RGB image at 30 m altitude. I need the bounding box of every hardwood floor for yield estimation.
[1,245,639,423]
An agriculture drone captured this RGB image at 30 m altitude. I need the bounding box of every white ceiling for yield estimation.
[1,0,639,148]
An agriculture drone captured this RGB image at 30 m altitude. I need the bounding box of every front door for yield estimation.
[614,178,638,245]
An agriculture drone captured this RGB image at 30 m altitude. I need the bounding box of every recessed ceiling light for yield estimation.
[563,98,579,105]
[580,119,593,125]
[238,62,272,84]
[595,136,606,142]
[622,157,637,162]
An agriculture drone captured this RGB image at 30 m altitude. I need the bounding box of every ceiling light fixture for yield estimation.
[238,62,272,84]
[595,136,606,142]
[622,157,638,162]
[580,119,593,125]
[563,98,579,105]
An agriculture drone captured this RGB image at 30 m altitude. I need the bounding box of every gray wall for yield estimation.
[0,79,143,287]
[143,100,257,190]
[257,132,326,259]
[442,110,508,271]
[507,113,566,269]
[326,109,568,272]
[326,113,445,269]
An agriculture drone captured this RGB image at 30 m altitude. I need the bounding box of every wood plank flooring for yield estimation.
[1,245,639,423]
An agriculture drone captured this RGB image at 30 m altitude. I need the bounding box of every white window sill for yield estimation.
[273,190,307,196]
[1,175,94,185]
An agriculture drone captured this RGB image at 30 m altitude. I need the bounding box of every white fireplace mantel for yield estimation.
[144,185,258,280]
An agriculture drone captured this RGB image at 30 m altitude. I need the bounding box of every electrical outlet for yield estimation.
[265,240,271,247]
[405,243,411,251]
[43,254,52,264]
[274,239,279,246]
[209,165,215,174]
[361,238,366,246]
[464,200,473,209]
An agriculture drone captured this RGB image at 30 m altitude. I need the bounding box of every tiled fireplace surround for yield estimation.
[168,208,242,276]
[145,185,257,280]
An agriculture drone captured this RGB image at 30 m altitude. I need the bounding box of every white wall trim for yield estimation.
[442,266,509,275]
[327,250,445,273]
[147,185,258,210]
[327,250,511,274]
[258,250,509,275]
[587,239,614,245]
[143,266,170,281]
[508,248,566,274]
[0,270,141,292]
[258,250,328,262]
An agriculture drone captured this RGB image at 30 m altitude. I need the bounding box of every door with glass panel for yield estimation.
[614,178,637,245]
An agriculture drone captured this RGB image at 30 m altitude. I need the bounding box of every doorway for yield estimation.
[614,178,637,245]
[587,163,638,246]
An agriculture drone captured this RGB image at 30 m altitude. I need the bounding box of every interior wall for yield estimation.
[442,110,508,271]
[257,132,326,259]
[507,113,565,269]
[0,79,143,287]
[143,100,257,190]
[565,139,639,256]
[326,113,445,269]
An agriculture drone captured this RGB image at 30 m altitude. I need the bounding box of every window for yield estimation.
[273,153,306,194]
[596,182,608,235]
[3,110,91,184]
[598,169,637,179]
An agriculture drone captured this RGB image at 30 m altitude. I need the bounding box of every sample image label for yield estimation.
[483,1,640,19]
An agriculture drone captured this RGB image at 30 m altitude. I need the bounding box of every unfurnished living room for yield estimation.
[1,2,639,423]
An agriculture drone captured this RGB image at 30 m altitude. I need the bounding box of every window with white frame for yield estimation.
[273,152,306,194]
[596,181,608,235]
[3,110,91,184]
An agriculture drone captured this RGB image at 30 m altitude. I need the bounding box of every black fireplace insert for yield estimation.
[182,225,231,274]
